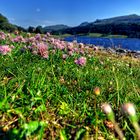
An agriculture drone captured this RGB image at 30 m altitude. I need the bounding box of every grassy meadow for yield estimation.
[0,31,140,139]
[73,33,127,38]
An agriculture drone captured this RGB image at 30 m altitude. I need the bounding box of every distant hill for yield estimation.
[0,13,26,32]
[58,14,140,38]
[77,14,140,26]
[43,24,70,32]
[79,22,89,27]
[93,14,140,25]
[0,13,9,23]
[0,12,70,33]
[0,13,17,32]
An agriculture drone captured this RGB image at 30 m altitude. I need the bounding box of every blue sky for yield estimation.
[0,0,140,28]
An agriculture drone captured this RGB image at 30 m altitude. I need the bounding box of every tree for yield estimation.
[35,26,43,34]
[27,26,35,33]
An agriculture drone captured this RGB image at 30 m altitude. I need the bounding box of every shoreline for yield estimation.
[87,44,140,59]
[63,37,140,57]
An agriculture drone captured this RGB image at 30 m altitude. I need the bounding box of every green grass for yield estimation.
[53,33,127,39]
[85,33,103,37]
[105,34,127,38]
[72,33,128,38]
[52,33,72,39]
[0,33,140,139]
[86,33,127,38]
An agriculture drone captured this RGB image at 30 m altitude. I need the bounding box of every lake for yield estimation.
[64,36,140,51]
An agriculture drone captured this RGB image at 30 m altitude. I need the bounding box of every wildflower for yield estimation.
[14,30,19,35]
[28,37,36,43]
[79,43,84,48]
[35,34,42,41]
[93,47,98,51]
[102,103,125,140]
[51,49,56,54]
[62,54,68,60]
[37,43,48,55]
[94,87,100,96]
[49,38,55,44]
[67,42,73,51]
[46,32,51,37]
[12,36,25,43]
[10,45,15,49]
[73,47,79,53]
[122,103,138,123]
[55,42,65,50]
[122,103,140,139]
[85,46,89,49]
[32,50,38,55]
[75,57,87,66]
[0,32,6,40]
[0,31,6,36]
[122,103,136,116]
[101,103,115,122]
[80,49,85,55]
[38,43,47,53]
[101,103,113,115]
[0,45,12,55]
[42,37,47,42]
[68,51,73,56]
[42,51,49,59]
[88,54,92,58]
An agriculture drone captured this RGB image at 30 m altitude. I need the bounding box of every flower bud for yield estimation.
[101,103,112,114]
[122,103,136,116]
[94,87,100,96]
[122,103,140,139]
[122,103,137,122]
[101,103,115,122]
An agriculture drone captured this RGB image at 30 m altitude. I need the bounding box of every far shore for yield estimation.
[53,33,128,39]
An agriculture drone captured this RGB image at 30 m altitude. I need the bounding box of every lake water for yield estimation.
[64,36,140,51]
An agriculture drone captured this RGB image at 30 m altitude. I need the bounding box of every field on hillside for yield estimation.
[0,31,140,140]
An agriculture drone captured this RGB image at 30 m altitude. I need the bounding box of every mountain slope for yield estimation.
[43,24,70,32]
[93,14,140,24]
[79,22,89,27]
[59,14,140,38]
[0,13,17,31]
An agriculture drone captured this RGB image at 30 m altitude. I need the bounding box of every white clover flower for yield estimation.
[122,103,136,116]
[101,103,112,114]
